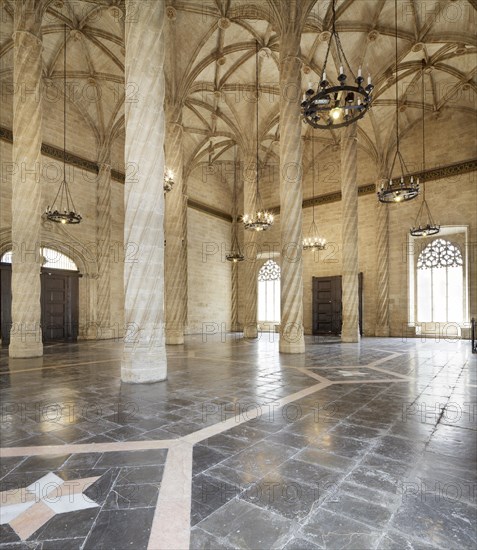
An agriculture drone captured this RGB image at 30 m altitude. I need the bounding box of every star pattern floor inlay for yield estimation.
[1,335,475,549]
[0,472,100,540]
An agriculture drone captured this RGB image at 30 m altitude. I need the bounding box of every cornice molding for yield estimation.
[1,125,475,220]
[187,199,232,223]
[273,158,477,214]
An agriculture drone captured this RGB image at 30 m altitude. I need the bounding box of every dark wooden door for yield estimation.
[312,274,363,336]
[0,265,79,345]
[312,276,342,335]
[41,270,79,342]
[0,264,12,343]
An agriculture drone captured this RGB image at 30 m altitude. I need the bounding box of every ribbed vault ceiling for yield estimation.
[0,0,475,175]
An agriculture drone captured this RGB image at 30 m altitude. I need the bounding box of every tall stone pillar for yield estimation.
[9,0,45,358]
[165,120,187,345]
[243,154,258,338]
[96,160,111,337]
[121,0,167,382]
[231,261,239,331]
[279,38,305,354]
[340,123,360,343]
[375,176,390,336]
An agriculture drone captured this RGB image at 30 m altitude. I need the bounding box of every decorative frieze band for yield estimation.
[1,125,475,216]
[187,198,232,222]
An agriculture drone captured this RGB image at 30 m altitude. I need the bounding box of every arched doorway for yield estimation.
[0,248,81,344]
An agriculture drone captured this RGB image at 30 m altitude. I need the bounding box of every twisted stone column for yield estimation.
[165,121,187,345]
[9,0,45,358]
[121,0,167,382]
[279,48,305,353]
[375,176,390,336]
[96,161,111,336]
[340,123,360,342]
[182,192,188,331]
[243,155,258,338]
[231,260,239,331]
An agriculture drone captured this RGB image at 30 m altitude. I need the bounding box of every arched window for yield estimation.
[258,260,280,323]
[417,238,464,323]
[0,247,78,271]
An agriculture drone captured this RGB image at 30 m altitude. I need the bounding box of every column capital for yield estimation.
[14,0,47,37]
[12,30,43,48]
[279,55,302,70]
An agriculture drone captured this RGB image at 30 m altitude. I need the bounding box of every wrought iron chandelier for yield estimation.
[303,135,326,251]
[163,168,174,192]
[410,60,439,237]
[45,24,82,224]
[377,0,419,204]
[301,0,373,130]
[227,146,245,262]
[242,42,274,232]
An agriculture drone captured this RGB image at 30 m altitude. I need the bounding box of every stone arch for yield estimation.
[0,225,102,341]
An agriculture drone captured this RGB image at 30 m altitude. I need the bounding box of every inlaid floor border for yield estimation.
[0,351,412,550]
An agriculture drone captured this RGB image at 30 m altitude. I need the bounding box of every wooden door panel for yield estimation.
[313,276,341,335]
[0,264,12,345]
[1,265,79,344]
[313,275,361,336]
[41,271,79,342]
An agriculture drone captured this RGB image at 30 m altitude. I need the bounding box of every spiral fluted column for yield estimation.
[279,45,305,354]
[231,260,239,331]
[375,176,390,336]
[243,154,258,338]
[340,123,360,343]
[165,121,187,345]
[96,161,111,335]
[121,0,167,382]
[9,0,45,358]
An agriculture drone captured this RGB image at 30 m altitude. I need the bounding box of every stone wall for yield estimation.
[0,139,125,339]
[186,207,232,336]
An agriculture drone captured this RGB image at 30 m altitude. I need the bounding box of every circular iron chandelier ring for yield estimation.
[302,85,373,130]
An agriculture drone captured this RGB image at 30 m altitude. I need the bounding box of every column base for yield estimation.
[375,325,390,337]
[121,350,167,383]
[166,329,184,345]
[243,325,258,339]
[9,337,43,358]
[279,337,305,354]
[341,327,360,343]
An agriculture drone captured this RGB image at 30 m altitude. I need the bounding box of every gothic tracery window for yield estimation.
[258,260,280,323]
[417,239,464,323]
[417,239,463,270]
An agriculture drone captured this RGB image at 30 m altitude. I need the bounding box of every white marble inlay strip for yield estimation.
[148,380,331,549]
[292,366,330,383]
[366,364,411,380]
[183,381,332,446]
[330,378,408,384]
[1,359,119,375]
[147,441,193,550]
[0,439,175,458]
[368,352,405,367]
[0,349,408,550]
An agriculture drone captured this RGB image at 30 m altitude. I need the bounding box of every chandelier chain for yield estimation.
[421,59,426,199]
[311,135,315,223]
[255,40,259,194]
[394,0,400,156]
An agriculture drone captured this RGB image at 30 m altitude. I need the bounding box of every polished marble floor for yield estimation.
[0,335,476,549]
